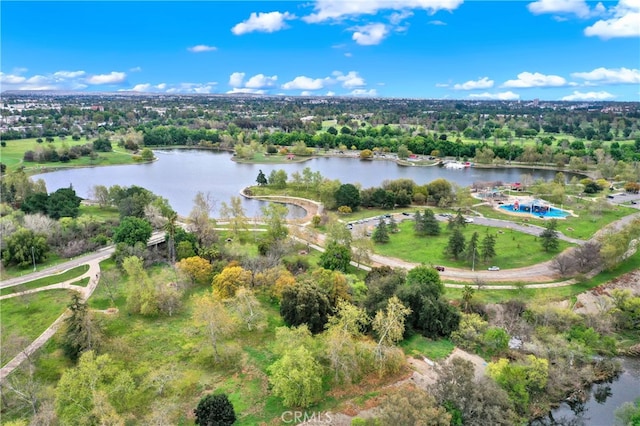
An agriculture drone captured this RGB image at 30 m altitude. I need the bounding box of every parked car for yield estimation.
[488,266,500,271]
[434,266,445,272]
[464,217,474,223]
[402,212,412,216]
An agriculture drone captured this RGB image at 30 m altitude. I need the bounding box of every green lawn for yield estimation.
[78,204,120,220]
[373,220,572,270]
[0,264,89,296]
[0,136,139,174]
[1,253,66,280]
[1,289,75,365]
[400,335,455,360]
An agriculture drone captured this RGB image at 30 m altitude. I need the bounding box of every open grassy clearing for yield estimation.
[1,253,66,280]
[400,335,455,360]
[78,204,120,220]
[1,289,75,365]
[0,136,138,174]
[373,220,572,269]
[0,264,89,296]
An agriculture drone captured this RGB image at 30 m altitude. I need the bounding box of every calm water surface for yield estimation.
[33,150,571,217]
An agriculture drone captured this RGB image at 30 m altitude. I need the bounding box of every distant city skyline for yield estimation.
[1,1,639,101]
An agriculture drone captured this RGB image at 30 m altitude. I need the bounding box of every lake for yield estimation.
[531,357,640,426]
[33,149,571,217]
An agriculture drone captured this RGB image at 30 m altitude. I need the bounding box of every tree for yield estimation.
[481,233,497,262]
[261,202,289,242]
[55,351,134,426]
[2,228,49,268]
[351,230,374,268]
[113,216,152,246]
[445,228,466,259]
[212,265,252,299]
[140,148,155,161]
[413,210,425,236]
[194,393,236,426]
[465,231,480,269]
[91,184,111,208]
[280,283,332,333]
[377,386,451,426]
[397,144,410,160]
[319,241,352,272]
[188,191,218,248]
[372,218,390,244]
[164,210,178,263]
[92,137,112,152]
[423,208,441,236]
[219,196,249,239]
[192,293,237,361]
[427,178,453,206]
[62,293,102,362]
[550,252,577,277]
[176,256,213,285]
[540,219,560,252]
[372,296,411,357]
[268,346,323,408]
[230,287,265,331]
[431,357,518,426]
[335,183,361,211]
[256,170,267,186]
[122,256,159,315]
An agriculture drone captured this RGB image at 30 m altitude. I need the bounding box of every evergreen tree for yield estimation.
[256,169,267,186]
[194,393,236,426]
[62,293,102,362]
[481,233,497,262]
[423,208,441,236]
[445,228,466,259]
[387,215,398,233]
[373,218,390,244]
[414,210,425,236]
[465,232,480,269]
[540,219,560,252]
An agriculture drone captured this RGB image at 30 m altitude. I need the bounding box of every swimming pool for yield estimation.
[499,204,570,218]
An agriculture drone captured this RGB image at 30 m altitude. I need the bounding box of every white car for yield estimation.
[465,217,474,223]
[488,266,500,271]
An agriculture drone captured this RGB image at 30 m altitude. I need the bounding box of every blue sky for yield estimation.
[1,1,639,101]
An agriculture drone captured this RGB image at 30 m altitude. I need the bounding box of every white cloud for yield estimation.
[428,20,447,25]
[469,91,520,100]
[300,91,314,96]
[228,72,246,88]
[0,72,27,84]
[435,82,450,87]
[244,74,278,88]
[453,77,494,90]
[351,23,389,45]
[571,67,640,84]
[304,0,463,23]
[584,0,640,39]
[86,71,127,85]
[130,66,142,72]
[344,52,353,57]
[527,0,591,18]
[326,91,336,96]
[187,44,217,53]
[334,71,366,88]
[53,70,86,78]
[226,87,266,94]
[231,11,295,35]
[389,10,414,25]
[282,76,329,90]
[127,84,152,92]
[156,83,167,90]
[502,72,567,88]
[561,90,615,100]
[350,88,378,96]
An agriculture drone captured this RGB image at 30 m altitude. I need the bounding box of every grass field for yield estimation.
[0,264,89,296]
[0,136,137,174]
[0,289,75,365]
[372,220,572,270]
[400,335,455,360]
[78,204,120,221]
[1,253,66,280]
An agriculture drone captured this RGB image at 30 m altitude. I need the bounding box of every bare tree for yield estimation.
[574,241,602,273]
[551,252,578,277]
